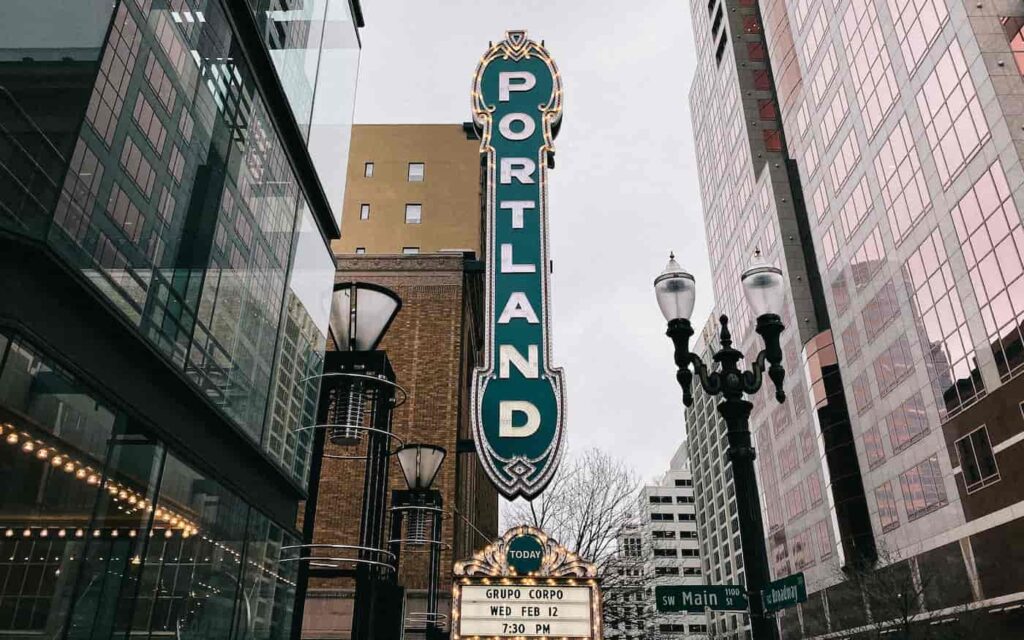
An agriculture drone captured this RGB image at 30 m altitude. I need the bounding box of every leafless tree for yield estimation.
[502,448,646,635]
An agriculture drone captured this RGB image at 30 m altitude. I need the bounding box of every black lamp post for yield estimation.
[290,282,404,640]
[391,444,446,639]
[655,251,787,640]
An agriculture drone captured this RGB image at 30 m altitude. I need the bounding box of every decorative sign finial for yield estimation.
[470,31,566,500]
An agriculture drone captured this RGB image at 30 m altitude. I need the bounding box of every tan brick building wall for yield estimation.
[301,253,499,639]
[334,124,484,256]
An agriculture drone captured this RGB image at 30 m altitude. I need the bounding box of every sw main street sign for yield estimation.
[470,30,566,499]
[655,585,749,613]
[762,572,807,613]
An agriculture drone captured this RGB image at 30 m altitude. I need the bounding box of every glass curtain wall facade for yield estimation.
[755,0,1024,634]
[0,0,359,636]
[689,0,874,620]
[691,0,1024,635]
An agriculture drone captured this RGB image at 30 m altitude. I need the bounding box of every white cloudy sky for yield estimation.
[354,0,712,478]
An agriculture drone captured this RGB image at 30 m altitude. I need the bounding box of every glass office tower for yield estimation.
[0,0,361,636]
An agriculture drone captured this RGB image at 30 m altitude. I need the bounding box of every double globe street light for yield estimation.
[654,251,788,640]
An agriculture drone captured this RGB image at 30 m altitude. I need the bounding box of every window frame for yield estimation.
[408,162,424,182]
[363,162,374,177]
[955,424,1000,494]
[404,203,422,224]
[359,203,370,220]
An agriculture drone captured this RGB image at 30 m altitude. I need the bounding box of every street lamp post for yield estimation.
[291,282,404,640]
[392,444,447,639]
[654,251,787,640]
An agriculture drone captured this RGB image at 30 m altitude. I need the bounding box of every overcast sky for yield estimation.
[354,0,712,480]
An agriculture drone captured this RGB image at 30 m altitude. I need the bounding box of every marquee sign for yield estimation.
[452,526,602,639]
[470,30,566,500]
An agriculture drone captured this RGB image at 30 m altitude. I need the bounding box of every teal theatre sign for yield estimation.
[506,533,545,575]
[471,30,565,499]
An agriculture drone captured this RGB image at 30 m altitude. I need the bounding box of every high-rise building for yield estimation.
[606,444,708,639]
[335,124,484,256]
[301,124,497,638]
[0,0,360,636]
[690,0,1024,636]
[685,314,750,639]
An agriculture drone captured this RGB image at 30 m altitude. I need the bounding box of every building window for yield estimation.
[806,471,823,506]
[885,392,929,453]
[676,495,694,504]
[873,335,915,398]
[747,42,765,61]
[861,279,900,337]
[359,204,370,220]
[408,162,424,182]
[952,160,1024,380]
[405,204,422,224]
[875,117,930,244]
[364,162,373,177]
[813,519,833,559]
[674,479,692,487]
[887,0,948,71]
[649,495,672,504]
[864,425,886,469]
[655,567,680,576]
[653,548,678,558]
[402,247,419,255]
[841,0,898,135]
[904,229,983,417]
[899,455,948,520]
[650,513,674,522]
[622,537,641,557]
[1002,17,1024,77]
[956,426,999,493]
[355,248,366,255]
[916,41,990,187]
[752,69,771,90]
[876,481,900,532]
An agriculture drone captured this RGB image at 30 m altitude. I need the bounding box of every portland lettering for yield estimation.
[471,31,566,499]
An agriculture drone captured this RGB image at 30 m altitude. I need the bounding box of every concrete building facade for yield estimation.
[690,0,1024,636]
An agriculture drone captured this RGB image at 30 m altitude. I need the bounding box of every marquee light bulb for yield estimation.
[5,433,16,444]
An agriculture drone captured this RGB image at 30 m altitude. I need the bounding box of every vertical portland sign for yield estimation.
[471,31,565,500]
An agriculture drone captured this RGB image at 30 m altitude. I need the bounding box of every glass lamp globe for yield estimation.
[654,253,696,322]
[396,444,446,491]
[740,251,785,318]
[329,283,402,351]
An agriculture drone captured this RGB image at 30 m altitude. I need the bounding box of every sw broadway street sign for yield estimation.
[452,526,603,639]
[762,572,807,613]
[655,585,749,613]
[470,30,566,500]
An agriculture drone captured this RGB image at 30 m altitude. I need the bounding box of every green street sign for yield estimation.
[762,572,807,613]
[470,30,566,500]
[506,533,544,575]
[655,585,749,613]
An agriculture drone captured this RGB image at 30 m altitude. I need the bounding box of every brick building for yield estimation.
[301,124,498,638]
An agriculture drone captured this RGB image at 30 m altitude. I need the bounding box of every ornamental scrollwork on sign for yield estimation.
[453,526,596,578]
